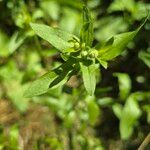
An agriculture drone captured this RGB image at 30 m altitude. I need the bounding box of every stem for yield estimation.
[138,133,150,150]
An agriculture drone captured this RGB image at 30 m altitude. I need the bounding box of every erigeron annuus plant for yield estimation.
[24,2,146,98]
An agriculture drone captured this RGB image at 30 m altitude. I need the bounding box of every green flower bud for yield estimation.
[81,51,88,57]
[81,43,86,49]
[74,42,80,50]
[89,49,98,58]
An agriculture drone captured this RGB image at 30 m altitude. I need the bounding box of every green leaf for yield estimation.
[24,71,57,98]
[49,58,77,89]
[120,96,141,139]
[98,60,108,69]
[9,32,25,54]
[143,105,150,124]
[98,97,113,106]
[86,96,100,125]
[24,57,77,98]
[97,16,149,61]
[117,91,150,139]
[112,104,123,119]
[30,23,78,52]
[80,6,94,47]
[80,61,98,95]
[139,51,150,68]
[98,29,138,61]
[113,73,131,100]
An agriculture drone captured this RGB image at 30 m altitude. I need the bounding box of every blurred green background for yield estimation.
[0,0,150,149]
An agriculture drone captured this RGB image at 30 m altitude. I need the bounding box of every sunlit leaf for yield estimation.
[80,6,94,47]
[139,51,150,68]
[98,30,138,61]
[86,96,100,125]
[120,96,141,139]
[80,61,99,95]
[113,73,131,100]
[30,23,78,52]
[24,71,57,98]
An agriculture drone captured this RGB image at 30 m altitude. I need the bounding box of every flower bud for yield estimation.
[74,42,80,50]
[81,51,88,57]
[81,43,86,49]
[89,49,98,58]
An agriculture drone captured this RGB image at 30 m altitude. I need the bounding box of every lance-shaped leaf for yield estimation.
[24,71,57,98]
[30,23,78,52]
[24,58,77,98]
[49,58,78,89]
[97,29,138,61]
[80,6,94,47]
[80,61,98,95]
[97,17,148,61]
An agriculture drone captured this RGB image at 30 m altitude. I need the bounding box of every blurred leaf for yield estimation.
[0,31,9,57]
[112,104,123,119]
[64,111,76,128]
[108,0,135,13]
[86,96,100,125]
[0,61,28,111]
[9,125,19,149]
[0,31,24,57]
[59,8,81,34]
[40,0,60,20]
[143,105,150,124]
[130,91,150,102]
[9,32,25,54]
[108,0,150,20]
[98,97,113,106]
[139,50,150,68]
[120,95,142,139]
[95,17,128,42]
[30,23,78,52]
[113,73,131,100]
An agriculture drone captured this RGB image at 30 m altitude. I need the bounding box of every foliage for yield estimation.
[0,0,150,149]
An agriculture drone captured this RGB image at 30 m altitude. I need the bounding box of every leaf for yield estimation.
[98,97,113,106]
[97,16,148,61]
[30,23,78,52]
[9,32,25,54]
[120,96,141,139]
[40,1,60,20]
[143,105,150,123]
[113,73,131,100]
[98,60,108,69]
[86,96,100,125]
[24,57,77,98]
[98,30,138,61]
[80,6,94,47]
[117,91,150,139]
[24,71,57,98]
[95,17,128,43]
[139,51,150,68]
[80,61,98,95]
[112,104,123,119]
